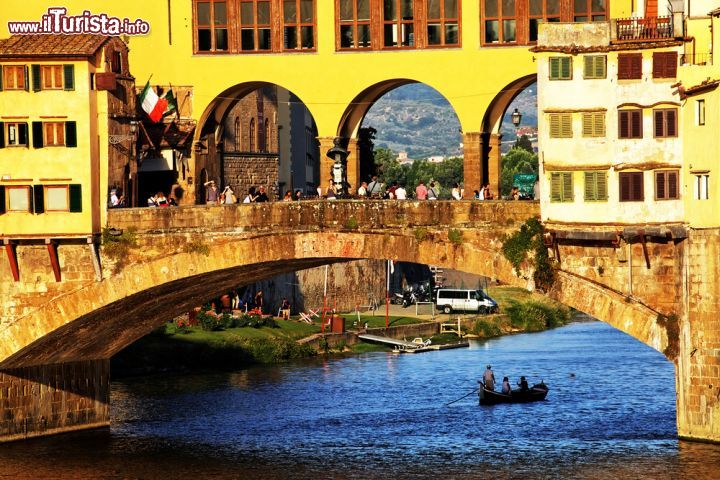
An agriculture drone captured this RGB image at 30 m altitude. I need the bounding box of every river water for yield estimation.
[2,320,720,479]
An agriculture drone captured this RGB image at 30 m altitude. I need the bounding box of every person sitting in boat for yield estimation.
[501,376,512,395]
[517,376,529,391]
[482,365,496,391]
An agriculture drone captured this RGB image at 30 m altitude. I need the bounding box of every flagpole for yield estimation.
[385,260,390,329]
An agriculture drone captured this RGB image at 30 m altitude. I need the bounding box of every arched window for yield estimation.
[264,118,270,152]
[249,118,256,151]
[234,117,241,151]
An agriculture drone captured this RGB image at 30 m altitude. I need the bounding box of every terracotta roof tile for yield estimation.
[0,34,110,58]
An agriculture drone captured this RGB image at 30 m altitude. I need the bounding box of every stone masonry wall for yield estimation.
[0,359,109,442]
[222,154,280,201]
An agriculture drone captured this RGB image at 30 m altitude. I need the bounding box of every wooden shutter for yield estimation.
[595,113,605,136]
[631,110,642,138]
[653,52,677,78]
[0,67,3,91]
[31,64,41,91]
[595,56,606,78]
[619,53,642,79]
[63,65,75,90]
[0,122,4,148]
[582,113,593,136]
[32,121,43,148]
[550,58,560,79]
[668,171,678,199]
[562,172,573,201]
[583,57,594,78]
[549,114,560,137]
[630,54,642,78]
[560,114,572,137]
[632,172,644,201]
[560,57,571,79]
[619,111,629,138]
[654,110,664,137]
[618,54,630,79]
[655,171,666,199]
[0,186,5,214]
[550,173,562,201]
[584,172,596,200]
[69,184,82,212]
[65,121,77,148]
[666,109,676,137]
[32,185,44,214]
[597,171,607,200]
[23,66,29,91]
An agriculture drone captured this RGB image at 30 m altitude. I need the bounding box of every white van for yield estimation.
[435,289,498,314]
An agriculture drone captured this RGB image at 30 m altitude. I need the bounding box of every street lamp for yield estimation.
[511,108,522,129]
[326,137,349,198]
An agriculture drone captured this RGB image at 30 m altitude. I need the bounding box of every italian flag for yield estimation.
[139,81,168,122]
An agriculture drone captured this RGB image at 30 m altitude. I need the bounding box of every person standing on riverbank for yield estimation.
[483,365,496,391]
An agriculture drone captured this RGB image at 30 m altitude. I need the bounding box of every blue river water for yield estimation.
[2,320,720,479]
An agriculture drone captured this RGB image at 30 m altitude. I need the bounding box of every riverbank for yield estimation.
[111,286,570,376]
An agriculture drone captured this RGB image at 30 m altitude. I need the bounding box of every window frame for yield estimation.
[43,122,66,147]
[528,0,561,43]
[337,0,373,50]
[549,56,572,80]
[482,0,517,45]
[583,171,608,202]
[697,99,705,126]
[194,0,231,53]
[2,65,27,90]
[382,0,417,49]
[652,51,677,79]
[572,0,606,21]
[618,53,643,80]
[40,65,64,90]
[654,170,679,201]
[618,109,643,139]
[581,112,605,137]
[619,171,644,202]
[282,0,317,51]
[4,122,29,147]
[44,185,70,212]
[653,108,677,138]
[695,174,709,200]
[239,0,273,52]
[5,185,32,212]
[549,171,574,203]
[426,0,461,47]
[583,55,606,79]
[548,112,572,138]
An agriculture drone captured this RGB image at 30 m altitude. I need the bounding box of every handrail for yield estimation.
[615,16,673,41]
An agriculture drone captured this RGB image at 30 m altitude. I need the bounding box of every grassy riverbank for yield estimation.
[111,287,571,376]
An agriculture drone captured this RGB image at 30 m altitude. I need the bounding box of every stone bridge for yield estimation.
[1,200,717,443]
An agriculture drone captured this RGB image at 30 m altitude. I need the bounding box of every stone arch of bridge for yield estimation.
[480,74,537,135]
[0,231,668,369]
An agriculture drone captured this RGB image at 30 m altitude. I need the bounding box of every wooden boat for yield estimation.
[479,382,549,405]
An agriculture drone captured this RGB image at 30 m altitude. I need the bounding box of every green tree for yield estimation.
[513,134,533,153]
[501,148,538,196]
[433,157,464,197]
[374,147,405,187]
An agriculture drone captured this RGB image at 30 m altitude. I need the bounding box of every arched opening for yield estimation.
[194,82,321,202]
[336,79,462,196]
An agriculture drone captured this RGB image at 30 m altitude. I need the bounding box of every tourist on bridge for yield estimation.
[205,180,220,205]
[451,183,463,200]
[474,190,481,200]
[294,190,303,201]
[387,181,399,199]
[156,191,169,207]
[395,184,407,200]
[427,182,438,200]
[326,179,339,200]
[147,192,159,207]
[221,185,236,204]
[483,365,496,391]
[367,175,382,198]
[482,183,494,200]
[244,186,258,203]
[256,185,269,202]
[501,376,512,394]
[283,191,293,202]
[415,180,428,200]
[358,181,368,197]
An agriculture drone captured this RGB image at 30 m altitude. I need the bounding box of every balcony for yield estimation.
[613,16,673,42]
[680,53,713,66]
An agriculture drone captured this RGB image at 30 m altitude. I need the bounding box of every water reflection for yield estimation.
[1,321,720,479]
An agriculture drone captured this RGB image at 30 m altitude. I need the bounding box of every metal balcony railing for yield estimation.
[680,53,713,66]
[615,16,673,41]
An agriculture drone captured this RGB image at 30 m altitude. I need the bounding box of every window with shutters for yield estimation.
[283,0,315,50]
[426,0,460,46]
[584,171,607,201]
[695,174,709,200]
[2,65,26,90]
[581,112,605,137]
[549,57,572,80]
[696,100,705,126]
[5,186,31,212]
[655,170,679,200]
[548,113,572,138]
[528,0,561,42]
[618,109,643,139]
[619,171,644,202]
[618,53,642,80]
[652,51,677,79]
[483,0,516,43]
[653,108,677,138]
[338,0,372,49]
[583,55,606,79]
[195,1,229,52]
[4,123,28,147]
[44,122,65,146]
[45,185,69,211]
[550,172,574,202]
[573,0,606,21]
[41,65,63,89]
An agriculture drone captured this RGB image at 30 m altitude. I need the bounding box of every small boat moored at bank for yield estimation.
[479,382,549,405]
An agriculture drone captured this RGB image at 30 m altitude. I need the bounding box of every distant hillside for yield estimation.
[361,82,537,159]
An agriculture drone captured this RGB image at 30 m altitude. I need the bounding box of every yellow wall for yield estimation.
[0,59,104,236]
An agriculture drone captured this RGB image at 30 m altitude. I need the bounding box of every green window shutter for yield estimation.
[0,122,4,148]
[69,184,82,212]
[33,185,45,214]
[549,114,559,137]
[561,57,571,79]
[31,64,41,91]
[32,121,44,148]
[23,65,29,91]
[582,113,593,137]
[550,58,560,79]
[597,171,607,200]
[0,186,5,214]
[560,114,572,137]
[584,172,595,200]
[583,57,593,78]
[562,172,573,201]
[63,65,75,90]
[595,56,606,78]
[595,113,605,137]
[65,121,77,148]
[550,173,562,202]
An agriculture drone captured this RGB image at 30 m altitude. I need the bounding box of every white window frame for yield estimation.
[695,174,709,200]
